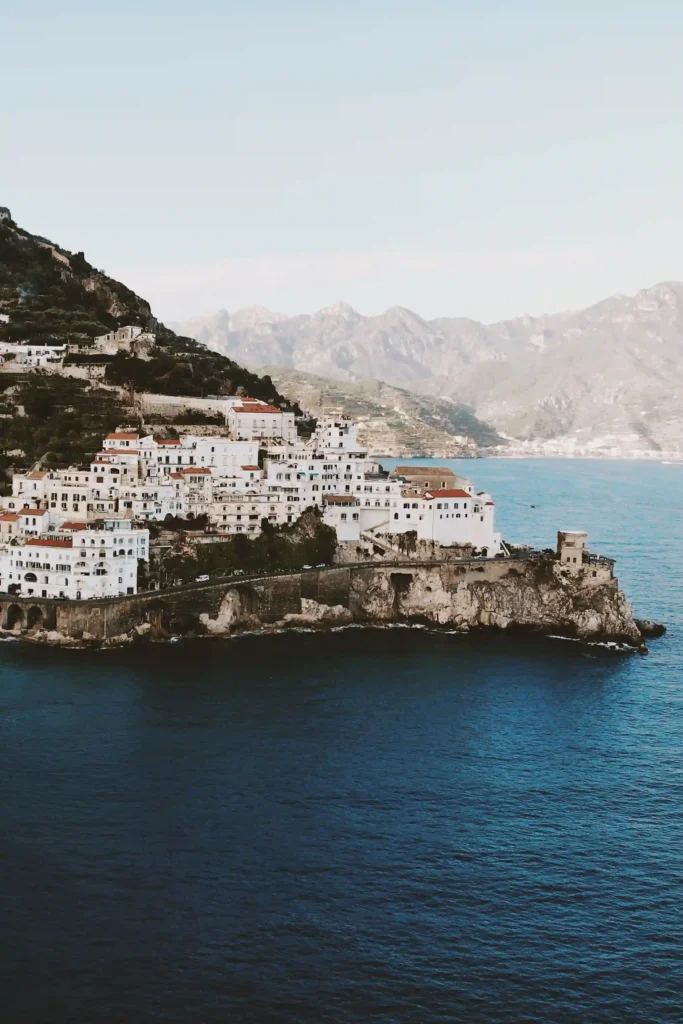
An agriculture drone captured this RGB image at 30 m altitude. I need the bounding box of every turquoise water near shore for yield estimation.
[1,460,681,1023]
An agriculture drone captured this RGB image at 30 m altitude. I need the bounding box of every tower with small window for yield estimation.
[557,531,588,573]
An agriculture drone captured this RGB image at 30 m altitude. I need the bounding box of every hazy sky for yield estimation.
[3,1,683,323]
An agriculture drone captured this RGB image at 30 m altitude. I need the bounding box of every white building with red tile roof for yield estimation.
[0,519,149,600]
[103,431,140,449]
[227,403,296,443]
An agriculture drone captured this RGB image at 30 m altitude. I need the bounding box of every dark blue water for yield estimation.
[1,460,681,1023]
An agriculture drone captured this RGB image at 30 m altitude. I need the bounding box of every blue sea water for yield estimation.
[1,459,681,1024]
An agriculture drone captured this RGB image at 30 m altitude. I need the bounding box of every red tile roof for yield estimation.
[106,432,139,440]
[0,512,20,522]
[180,467,212,474]
[61,521,87,531]
[424,489,472,500]
[19,508,49,516]
[234,404,281,414]
[241,465,260,471]
[97,449,139,455]
[30,538,73,548]
[156,438,181,445]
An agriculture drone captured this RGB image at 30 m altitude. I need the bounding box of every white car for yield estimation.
[234,569,245,576]
[195,574,210,582]
[302,564,312,569]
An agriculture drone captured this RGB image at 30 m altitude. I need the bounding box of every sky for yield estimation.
[3,1,683,324]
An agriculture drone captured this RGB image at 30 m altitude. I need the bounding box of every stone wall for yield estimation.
[139,393,228,417]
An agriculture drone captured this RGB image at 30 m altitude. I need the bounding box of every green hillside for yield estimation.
[0,208,297,410]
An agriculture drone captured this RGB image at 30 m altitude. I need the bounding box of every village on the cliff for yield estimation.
[0,363,503,602]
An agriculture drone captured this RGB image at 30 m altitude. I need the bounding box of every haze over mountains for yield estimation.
[170,282,683,455]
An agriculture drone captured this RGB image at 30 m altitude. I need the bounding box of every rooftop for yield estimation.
[393,466,457,477]
[29,538,73,549]
[234,403,281,414]
[424,489,472,500]
[325,494,360,505]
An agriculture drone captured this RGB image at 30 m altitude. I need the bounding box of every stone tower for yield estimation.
[557,530,588,574]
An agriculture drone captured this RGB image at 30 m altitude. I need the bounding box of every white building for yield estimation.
[0,520,149,600]
[94,326,155,355]
[228,402,297,444]
[0,341,66,366]
[323,476,502,556]
[138,434,259,482]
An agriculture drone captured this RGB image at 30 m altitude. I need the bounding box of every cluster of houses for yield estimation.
[0,324,157,371]
[0,406,501,602]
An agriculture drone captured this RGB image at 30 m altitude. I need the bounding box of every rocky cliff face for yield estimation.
[346,561,642,642]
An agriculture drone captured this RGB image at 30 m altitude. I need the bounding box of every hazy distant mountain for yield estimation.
[169,282,683,453]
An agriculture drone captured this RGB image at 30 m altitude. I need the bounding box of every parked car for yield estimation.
[302,564,312,570]
[195,574,210,582]
[234,569,245,576]
[316,563,327,568]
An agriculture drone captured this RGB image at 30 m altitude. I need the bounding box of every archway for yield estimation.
[27,606,44,630]
[216,585,260,630]
[6,604,24,631]
[145,600,171,638]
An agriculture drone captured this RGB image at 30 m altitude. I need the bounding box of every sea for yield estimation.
[1,459,681,1024]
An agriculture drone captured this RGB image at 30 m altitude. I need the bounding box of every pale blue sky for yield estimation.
[3,1,683,322]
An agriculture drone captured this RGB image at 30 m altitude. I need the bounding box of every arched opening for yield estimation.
[145,600,171,638]
[216,585,260,630]
[24,572,37,583]
[6,604,24,630]
[27,606,44,630]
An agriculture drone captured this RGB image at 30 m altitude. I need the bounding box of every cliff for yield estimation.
[3,556,657,649]
[347,559,642,643]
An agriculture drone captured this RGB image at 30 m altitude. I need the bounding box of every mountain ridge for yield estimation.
[169,282,683,453]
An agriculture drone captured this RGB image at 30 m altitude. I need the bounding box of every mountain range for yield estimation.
[170,284,683,455]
